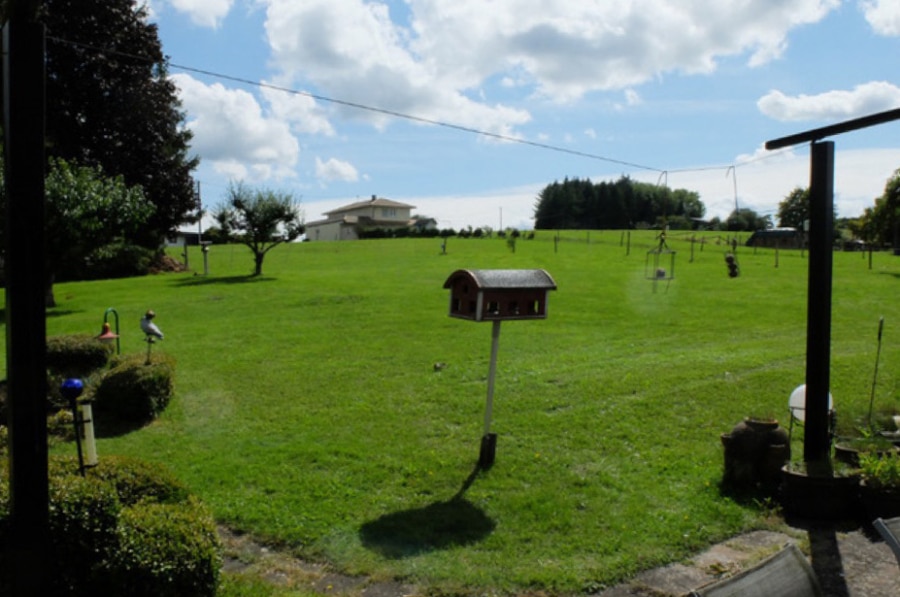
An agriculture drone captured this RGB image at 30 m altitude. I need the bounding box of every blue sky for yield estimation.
[148,0,900,231]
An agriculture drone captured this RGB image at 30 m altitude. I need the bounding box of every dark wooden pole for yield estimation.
[803,141,834,465]
[3,1,49,594]
[766,110,900,467]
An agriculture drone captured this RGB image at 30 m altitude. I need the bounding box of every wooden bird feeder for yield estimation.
[443,269,557,468]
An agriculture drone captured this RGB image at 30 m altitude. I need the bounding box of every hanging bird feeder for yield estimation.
[645,231,676,292]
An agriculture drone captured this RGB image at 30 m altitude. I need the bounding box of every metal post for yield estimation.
[483,320,501,437]
[3,9,49,595]
[479,320,501,468]
[804,141,835,465]
[104,307,120,355]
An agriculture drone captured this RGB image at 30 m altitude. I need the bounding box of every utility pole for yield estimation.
[3,1,49,594]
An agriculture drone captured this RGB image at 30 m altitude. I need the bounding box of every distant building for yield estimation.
[305,195,419,241]
[166,230,206,247]
[746,228,806,249]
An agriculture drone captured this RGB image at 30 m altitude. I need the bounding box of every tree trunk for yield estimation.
[253,252,264,276]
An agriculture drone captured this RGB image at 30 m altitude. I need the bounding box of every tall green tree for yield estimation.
[725,207,771,232]
[215,183,305,276]
[866,168,900,248]
[0,157,154,306]
[533,176,705,229]
[27,0,199,248]
[776,186,838,229]
[777,187,809,228]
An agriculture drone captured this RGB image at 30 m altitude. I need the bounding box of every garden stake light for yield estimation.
[60,378,86,477]
[867,316,885,430]
[100,307,121,354]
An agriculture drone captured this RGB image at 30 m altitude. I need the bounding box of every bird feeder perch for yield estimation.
[443,269,557,468]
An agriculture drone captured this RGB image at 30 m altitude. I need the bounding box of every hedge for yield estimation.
[0,455,220,596]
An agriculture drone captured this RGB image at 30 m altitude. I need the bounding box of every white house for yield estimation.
[305,195,419,241]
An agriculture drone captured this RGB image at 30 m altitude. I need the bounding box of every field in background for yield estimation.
[10,230,900,593]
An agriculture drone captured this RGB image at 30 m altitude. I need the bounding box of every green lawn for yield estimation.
[14,231,900,594]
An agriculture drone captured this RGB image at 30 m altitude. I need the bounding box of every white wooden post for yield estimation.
[483,320,502,436]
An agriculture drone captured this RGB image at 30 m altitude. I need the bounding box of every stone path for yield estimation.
[595,526,898,596]
[219,523,900,596]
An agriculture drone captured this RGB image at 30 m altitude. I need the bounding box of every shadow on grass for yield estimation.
[359,465,495,559]
[92,411,154,438]
[169,274,276,287]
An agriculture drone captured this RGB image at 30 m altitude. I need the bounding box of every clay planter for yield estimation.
[834,439,897,467]
[780,463,860,521]
[721,418,790,494]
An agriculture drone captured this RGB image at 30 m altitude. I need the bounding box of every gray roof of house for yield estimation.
[323,197,415,216]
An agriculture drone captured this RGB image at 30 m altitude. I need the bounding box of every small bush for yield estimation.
[94,353,175,423]
[47,474,122,596]
[860,451,900,490]
[0,455,220,597]
[46,334,112,378]
[110,497,221,597]
[83,455,190,506]
[81,241,155,280]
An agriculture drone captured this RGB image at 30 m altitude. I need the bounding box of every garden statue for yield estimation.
[141,309,164,364]
[140,309,164,341]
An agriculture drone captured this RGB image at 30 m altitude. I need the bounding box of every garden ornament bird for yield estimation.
[140,310,164,341]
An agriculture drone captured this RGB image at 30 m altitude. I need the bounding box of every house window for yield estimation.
[382,208,396,217]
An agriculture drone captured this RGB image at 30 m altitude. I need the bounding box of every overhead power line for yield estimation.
[167,62,671,173]
[47,34,791,183]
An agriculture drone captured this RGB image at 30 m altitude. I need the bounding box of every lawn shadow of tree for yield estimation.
[170,274,276,287]
[359,465,495,559]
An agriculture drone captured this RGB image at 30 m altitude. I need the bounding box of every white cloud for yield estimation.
[260,83,335,137]
[405,0,838,100]
[625,89,642,106]
[171,73,299,181]
[861,0,900,36]
[262,0,531,135]
[168,0,234,28]
[757,81,900,121]
[255,0,842,142]
[315,157,359,183]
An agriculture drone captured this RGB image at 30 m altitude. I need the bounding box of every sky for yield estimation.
[146,0,900,231]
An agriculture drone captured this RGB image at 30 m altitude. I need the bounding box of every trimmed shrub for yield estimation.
[46,333,112,377]
[80,241,155,280]
[0,455,220,597]
[110,497,221,597]
[47,474,122,596]
[83,455,190,506]
[94,353,175,423]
